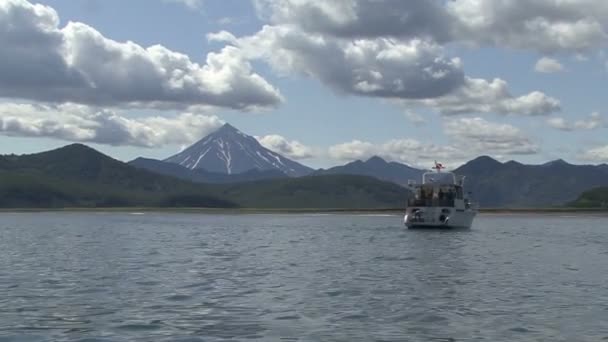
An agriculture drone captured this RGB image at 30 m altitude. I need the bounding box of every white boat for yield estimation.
[404,162,477,229]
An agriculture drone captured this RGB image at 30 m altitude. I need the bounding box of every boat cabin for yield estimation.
[407,170,470,208]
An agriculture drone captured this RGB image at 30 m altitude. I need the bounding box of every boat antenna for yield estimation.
[432,161,445,173]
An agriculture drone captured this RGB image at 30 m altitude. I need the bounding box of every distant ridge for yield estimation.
[164,123,313,177]
[0,144,407,209]
[455,156,608,208]
[3,140,608,209]
[314,156,423,186]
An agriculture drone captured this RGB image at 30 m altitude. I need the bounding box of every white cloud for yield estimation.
[0,0,282,111]
[254,0,608,53]
[207,30,238,44]
[534,57,565,73]
[254,0,454,42]
[547,112,604,131]
[207,4,562,117]
[217,25,559,116]
[162,0,202,10]
[256,134,315,159]
[400,77,560,116]
[547,117,573,131]
[581,145,608,162]
[444,117,540,155]
[228,25,466,99]
[324,118,540,167]
[212,2,565,123]
[404,110,426,125]
[0,103,223,147]
[328,138,469,168]
[447,0,608,53]
[328,140,377,161]
[575,112,604,129]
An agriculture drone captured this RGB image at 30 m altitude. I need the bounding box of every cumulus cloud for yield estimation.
[0,103,223,147]
[535,57,565,73]
[328,139,469,168]
[0,0,282,111]
[254,0,454,42]
[547,112,604,131]
[254,0,608,53]
[404,110,426,125]
[227,25,465,99]
[330,118,537,164]
[211,22,558,115]
[328,116,540,166]
[400,78,560,116]
[444,117,540,155]
[207,30,238,44]
[448,0,608,53]
[256,134,315,159]
[547,117,573,131]
[328,140,377,161]
[581,145,608,162]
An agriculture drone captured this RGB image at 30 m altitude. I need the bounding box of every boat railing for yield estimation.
[408,198,456,207]
[422,171,457,185]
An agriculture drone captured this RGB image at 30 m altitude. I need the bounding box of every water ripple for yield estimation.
[1,213,608,341]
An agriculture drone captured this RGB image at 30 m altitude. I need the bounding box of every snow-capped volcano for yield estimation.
[164,123,313,177]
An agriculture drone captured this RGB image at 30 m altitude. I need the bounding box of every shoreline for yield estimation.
[1,207,607,214]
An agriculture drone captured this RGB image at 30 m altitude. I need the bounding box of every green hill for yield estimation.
[569,187,608,208]
[0,144,236,208]
[0,144,409,209]
[218,174,409,209]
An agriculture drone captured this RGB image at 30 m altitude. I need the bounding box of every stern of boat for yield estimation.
[404,207,475,229]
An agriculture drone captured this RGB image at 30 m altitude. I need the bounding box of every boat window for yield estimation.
[423,172,456,185]
[456,187,463,199]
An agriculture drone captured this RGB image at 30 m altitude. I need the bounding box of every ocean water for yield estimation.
[1,212,607,342]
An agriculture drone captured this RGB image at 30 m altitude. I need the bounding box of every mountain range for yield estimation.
[314,156,423,186]
[129,122,608,208]
[2,122,608,209]
[0,144,407,209]
[454,156,608,207]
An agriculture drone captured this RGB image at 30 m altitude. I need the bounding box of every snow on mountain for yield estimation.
[164,123,313,177]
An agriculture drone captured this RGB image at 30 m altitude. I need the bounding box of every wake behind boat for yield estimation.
[404,162,477,229]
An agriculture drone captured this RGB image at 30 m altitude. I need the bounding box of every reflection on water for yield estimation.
[1,213,608,341]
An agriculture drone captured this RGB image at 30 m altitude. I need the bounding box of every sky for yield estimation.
[1,0,607,169]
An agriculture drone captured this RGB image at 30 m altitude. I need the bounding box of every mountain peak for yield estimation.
[455,155,502,173]
[466,155,502,168]
[44,143,106,159]
[472,155,500,163]
[366,156,387,164]
[505,160,523,166]
[543,159,570,167]
[164,122,313,177]
[218,122,238,132]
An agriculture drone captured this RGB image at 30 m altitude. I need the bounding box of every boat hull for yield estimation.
[404,207,476,229]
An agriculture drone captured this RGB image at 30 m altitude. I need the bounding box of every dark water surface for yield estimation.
[1,212,608,341]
